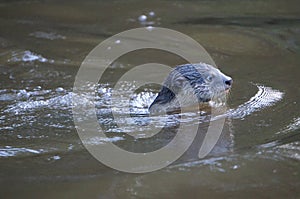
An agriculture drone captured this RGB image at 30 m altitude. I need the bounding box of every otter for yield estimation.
[149,63,232,114]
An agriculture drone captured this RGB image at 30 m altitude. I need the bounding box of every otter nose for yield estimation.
[225,78,233,86]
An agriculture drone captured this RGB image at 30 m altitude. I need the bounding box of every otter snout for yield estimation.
[223,76,233,90]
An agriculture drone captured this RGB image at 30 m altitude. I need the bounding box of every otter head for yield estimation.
[149,63,232,113]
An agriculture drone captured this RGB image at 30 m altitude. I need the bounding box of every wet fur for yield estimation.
[149,63,232,114]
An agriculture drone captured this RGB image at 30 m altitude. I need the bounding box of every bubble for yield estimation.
[138,15,147,22]
[146,26,154,31]
[53,155,61,160]
[55,87,65,92]
[149,11,155,17]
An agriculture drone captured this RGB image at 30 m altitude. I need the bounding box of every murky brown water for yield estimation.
[0,0,300,198]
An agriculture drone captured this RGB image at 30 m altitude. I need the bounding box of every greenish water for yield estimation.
[0,0,300,198]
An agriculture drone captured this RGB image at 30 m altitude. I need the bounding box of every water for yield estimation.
[1,0,300,198]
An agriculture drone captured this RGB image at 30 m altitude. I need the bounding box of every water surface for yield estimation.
[0,0,300,198]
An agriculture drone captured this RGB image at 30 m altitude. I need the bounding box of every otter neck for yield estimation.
[150,86,175,106]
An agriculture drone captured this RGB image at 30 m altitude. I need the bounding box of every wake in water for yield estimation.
[228,84,284,119]
[0,83,285,157]
[213,84,284,120]
[1,83,284,125]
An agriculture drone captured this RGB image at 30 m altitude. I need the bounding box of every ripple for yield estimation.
[0,146,44,157]
[276,141,300,160]
[29,31,66,40]
[227,84,284,119]
[0,89,52,102]
[277,117,300,134]
[4,91,93,115]
[8,50,54,63]
[1,83,285,156]
[84,136,125,146]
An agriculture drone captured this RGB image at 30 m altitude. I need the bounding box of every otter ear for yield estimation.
[174,76,186,88]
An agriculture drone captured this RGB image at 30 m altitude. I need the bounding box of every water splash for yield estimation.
[8,50,54,63]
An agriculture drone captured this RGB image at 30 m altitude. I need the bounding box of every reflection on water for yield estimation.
[0,0,299,198]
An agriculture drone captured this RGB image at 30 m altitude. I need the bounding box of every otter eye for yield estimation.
[206,75,213,82]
